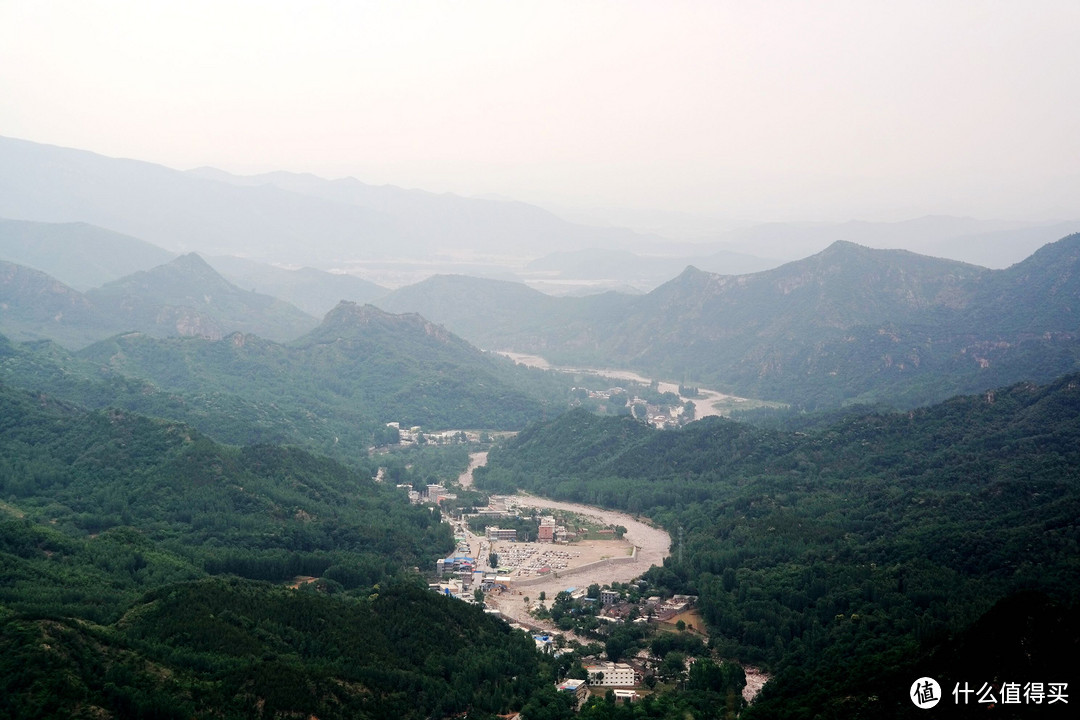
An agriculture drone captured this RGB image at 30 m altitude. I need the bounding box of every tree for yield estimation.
[682,401,696,421]
[488,552,499,569]
[659,652,686,681]
[473,588,484,606]
[605,634,630,663]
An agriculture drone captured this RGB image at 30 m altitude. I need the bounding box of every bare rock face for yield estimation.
[154,306,224,340]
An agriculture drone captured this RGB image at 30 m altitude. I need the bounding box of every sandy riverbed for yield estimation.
[495,351,751,419]
[456,450,672,629]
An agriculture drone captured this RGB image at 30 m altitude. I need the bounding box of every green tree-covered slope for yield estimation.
[0,380,571,719]
[76,302,567,434]
[475,376,1080,716]
[85,252,318,343]
[0,300,574,466]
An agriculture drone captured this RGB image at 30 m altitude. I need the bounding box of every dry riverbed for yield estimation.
[495,351,775,418]
[457,452,671,628]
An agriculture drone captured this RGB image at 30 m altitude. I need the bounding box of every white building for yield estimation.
[486,526,518,541]
[586,662,637,687]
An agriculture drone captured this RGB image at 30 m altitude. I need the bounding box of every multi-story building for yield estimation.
[485,526,518,541]
[585,662,638,687]
[557,679,589,710]
[538,516,557,542]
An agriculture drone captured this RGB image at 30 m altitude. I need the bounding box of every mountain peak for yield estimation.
[298,302,464,353]
[168,252,217,274]
[322,300,385,324]
[819,239,873,256]
[318,301,446,336]
[83,252,317,343]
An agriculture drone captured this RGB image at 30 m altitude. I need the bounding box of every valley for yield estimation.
[1,133,1078,719]
[454,451,673,630]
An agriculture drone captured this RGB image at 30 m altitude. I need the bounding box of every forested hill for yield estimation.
[72,302,564,435]
[0,381,574,719]
[85,252,319,343]
[0,381,451,603]
[0,301,575,468]
[475,376,1080,717]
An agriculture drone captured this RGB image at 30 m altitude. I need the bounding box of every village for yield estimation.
[407,482,765,708]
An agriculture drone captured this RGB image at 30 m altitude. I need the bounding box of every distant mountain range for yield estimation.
[0,135,663,266]
[0,218,174,290]
[376,235,1080,408]
[705,215,1080,269]
[4,202,1079,410]
[0,216,391,320]
[3,134,1080,411]
[5,135,1077,295]
[204,255,386,317]
[0,252,318,346]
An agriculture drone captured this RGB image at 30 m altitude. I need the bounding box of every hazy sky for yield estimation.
[2,1,1078,223]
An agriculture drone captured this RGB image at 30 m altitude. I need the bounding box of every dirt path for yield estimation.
[456,451,486,489]
[742,667,771,704]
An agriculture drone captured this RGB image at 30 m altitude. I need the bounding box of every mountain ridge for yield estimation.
[0,254,319,348]
[0,217,174,290]
[0,135,663,265]
[376,236,1080,407]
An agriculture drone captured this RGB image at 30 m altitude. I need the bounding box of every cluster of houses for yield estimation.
[398,482,457,506]
[384,421,482,446]
[573,386,691,429]
[556,672,640,708]
[427,578,703,712]
[598,593,698,624]
[485,515,563,543]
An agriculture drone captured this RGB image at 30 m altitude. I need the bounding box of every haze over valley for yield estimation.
[2,3,1079,718]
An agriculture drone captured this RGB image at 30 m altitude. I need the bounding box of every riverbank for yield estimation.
[495,351,778,418]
